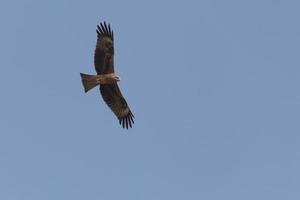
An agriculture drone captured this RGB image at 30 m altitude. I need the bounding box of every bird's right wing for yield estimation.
[94,22,114,75]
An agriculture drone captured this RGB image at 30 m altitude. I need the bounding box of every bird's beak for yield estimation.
[116,76,121,81]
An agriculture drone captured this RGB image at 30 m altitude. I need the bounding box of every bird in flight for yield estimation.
[80,22,134,129]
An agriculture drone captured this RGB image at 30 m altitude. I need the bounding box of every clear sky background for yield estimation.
[0,0,299,199]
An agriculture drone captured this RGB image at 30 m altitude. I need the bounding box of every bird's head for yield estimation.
[113,74,121,82]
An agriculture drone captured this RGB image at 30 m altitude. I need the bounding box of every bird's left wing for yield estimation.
[100,84,134,129]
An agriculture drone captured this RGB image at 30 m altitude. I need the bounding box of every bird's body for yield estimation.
[80,73,120,92]
[80,22,134,129]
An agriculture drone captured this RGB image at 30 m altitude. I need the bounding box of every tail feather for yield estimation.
[80,73,99,93]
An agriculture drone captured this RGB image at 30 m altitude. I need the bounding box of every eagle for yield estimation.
[80,22,134,129]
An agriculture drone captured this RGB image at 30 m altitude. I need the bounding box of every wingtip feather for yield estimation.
[96,21,114,41]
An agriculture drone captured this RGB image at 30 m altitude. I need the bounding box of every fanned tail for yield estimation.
[80,73,100,93]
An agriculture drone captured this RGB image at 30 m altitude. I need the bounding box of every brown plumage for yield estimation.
[80,22,134,129]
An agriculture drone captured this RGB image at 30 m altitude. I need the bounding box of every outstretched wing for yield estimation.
[94,22,114,75]
[100,84,134,129]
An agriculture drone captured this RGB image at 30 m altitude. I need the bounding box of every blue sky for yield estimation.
[0,0,300,199]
